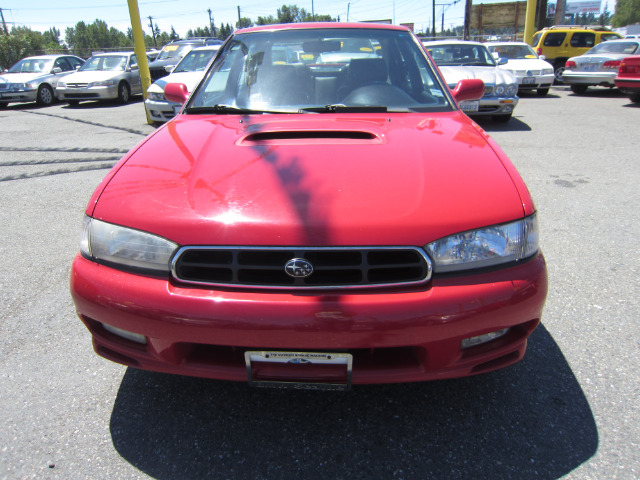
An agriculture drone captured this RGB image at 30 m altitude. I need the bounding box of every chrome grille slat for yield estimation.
[172,246,433,289]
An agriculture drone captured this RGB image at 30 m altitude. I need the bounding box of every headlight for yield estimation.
[81,216,178,273]
[58,81,66,88]
[147,91,166,101]
[88,80,116,87]
[506,84,518,96]
[543,68,553,75]
[10,83,26,91]
[425,214,539,273]
[494,84,506,96]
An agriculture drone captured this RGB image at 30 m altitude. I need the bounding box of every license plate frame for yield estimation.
[523,76,535,84]
[245,351,353,391]
[458,100,479,112]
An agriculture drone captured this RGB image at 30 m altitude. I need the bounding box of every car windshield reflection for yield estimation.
[188,28,453,114]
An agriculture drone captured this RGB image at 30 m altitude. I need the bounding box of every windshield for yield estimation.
[174,48,219,73]
[487,44,538,59]
[79,55,128,72]
[425,44,496,67]
[9,58,54,74]
[157,44,194,60]
[586,41,639,55]
[188,28,452,113]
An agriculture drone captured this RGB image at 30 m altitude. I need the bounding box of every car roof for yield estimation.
[191,45,221,51]
[237,22,409,34]
[423,39,485,47]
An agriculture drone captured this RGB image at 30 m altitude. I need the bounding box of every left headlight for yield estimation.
[425,214,539,273]
[88,80,116,87]
[81,216,178,273]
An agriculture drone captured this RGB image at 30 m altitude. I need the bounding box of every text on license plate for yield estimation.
[523,76,535,84]
[459,100,479,112]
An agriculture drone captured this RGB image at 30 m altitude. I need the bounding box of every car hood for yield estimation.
[500,58,553,70]
[438,66,516,86]
[0,72,50,84]
[60,71,123,83]
[91,112,529,246]
[153,71,205,92]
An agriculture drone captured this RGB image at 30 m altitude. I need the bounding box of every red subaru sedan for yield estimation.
[70,23,547,390]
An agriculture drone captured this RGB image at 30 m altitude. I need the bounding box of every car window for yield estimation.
[67,57,84,70]
[543,32,566,47]
[587,41,639,55]
[601,33,622,42]
[570,32,595,48]
[8,58,54,73]
[173,49,218,73]
[488,44,537,59]
[130,55,137,67]
[55,57,74,72]
[531,33,541,47]
[190,28,452,113]
[157,44,195,60]
[426,44,495,66]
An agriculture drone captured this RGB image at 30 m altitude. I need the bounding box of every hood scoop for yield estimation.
[239,130,382,146]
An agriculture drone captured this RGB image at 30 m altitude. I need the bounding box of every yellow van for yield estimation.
[530,26,622,82]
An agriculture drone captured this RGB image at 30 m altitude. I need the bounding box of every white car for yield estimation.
[486,41,554,96]
[0,55,85,107]
[423,40,519,122]
[56,52,146,105]
[145,45,220,123]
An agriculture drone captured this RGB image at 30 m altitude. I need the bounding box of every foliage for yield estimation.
[612,0,640,27]
[65,20,133,58]
[0,26,69,69]
[236,17,253,29]
[256,4,336,24]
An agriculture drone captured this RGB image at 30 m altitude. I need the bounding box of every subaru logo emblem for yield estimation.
[285,258,313,278]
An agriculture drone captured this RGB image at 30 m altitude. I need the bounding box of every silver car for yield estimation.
[562,39,640,94]
[56,52,146,105]
[423,40,519,122]
[486,42,554,96]
[0,55,84,107]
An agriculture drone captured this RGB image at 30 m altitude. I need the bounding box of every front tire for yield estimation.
[117,82,131,104]
[36,84,55,106]
[629,93,640,103]
[537,88,550,96]
[571,84,588,95]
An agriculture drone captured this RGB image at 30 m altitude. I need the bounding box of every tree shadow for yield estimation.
[110,324,597,479]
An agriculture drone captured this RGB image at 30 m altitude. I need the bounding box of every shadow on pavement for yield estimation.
[475,116,532,133]
[110,324,597,479]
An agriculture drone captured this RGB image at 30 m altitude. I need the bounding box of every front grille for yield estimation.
[172,247,432,289]
[150,67,169,81]
[66,83,89,88]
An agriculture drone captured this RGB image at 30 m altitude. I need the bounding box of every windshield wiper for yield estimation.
[184,104,278,115]
[300,104,388,113]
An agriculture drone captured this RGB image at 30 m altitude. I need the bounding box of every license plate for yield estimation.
[582,63,599,71]
[245,351,353,391]
[523,76,535,84]
[459,100,479,112]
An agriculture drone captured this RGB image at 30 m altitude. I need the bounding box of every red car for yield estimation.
[70,23,547,390]
[614,55,640,103]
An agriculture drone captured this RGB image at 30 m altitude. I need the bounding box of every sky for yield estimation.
[0,0,581,39]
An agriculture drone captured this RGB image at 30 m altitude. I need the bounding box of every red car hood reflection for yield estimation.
[92,112,528,246]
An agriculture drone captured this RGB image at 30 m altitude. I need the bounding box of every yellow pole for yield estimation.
[126,0,153,124]
[523,0,537,45]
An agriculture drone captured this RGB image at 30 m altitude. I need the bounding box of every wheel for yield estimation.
[571,84,588,95]
[493,113,512,123]
[117,82,131,104]
[36,84,55,106]
[537,88,550,96]
[630,93,640,103]
[553,60,567,84]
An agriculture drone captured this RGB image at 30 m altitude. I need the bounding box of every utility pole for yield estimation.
[237,6,241,25]
[432,0,436,37]
[0,8,9,35]
[463,0,472,40]
[347,3,350,22]
[148,16,157,47]
[207,8,217,37]
[312,0,315,21]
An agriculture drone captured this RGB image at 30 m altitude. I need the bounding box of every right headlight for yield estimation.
[425,214,539,273]
[81,216,178,273]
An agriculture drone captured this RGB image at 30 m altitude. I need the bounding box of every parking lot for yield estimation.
[1,87,638,479]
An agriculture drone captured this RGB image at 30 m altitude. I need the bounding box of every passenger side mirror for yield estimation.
[164,83,189,104]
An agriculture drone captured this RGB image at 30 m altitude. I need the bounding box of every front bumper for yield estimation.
[562,71,617,86]
[71,252,548,385]
[144,98,181,123]
[57,85,119,101]
[515,74,554,90]
[0,89,38,103]
[464,96,519,117]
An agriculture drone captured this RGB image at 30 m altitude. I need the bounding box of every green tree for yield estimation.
[236,17,253,29]
[220,23,234,38]
[612,0,640,26]
[0,26,46,68]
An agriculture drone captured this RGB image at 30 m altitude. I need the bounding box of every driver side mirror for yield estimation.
[451,79,485,102]
[52,67,62,74]
[498,57,508,65]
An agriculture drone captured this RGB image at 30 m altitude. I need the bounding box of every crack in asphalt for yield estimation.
[0,162,118,182]
[0,156,122,166]
[0,147,128,154]
[21,110,150,136]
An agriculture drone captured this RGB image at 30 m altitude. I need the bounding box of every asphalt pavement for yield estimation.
[0,89,638,480]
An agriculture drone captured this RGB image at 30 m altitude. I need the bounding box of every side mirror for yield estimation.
[452,78,485,102]
[165,65,175,73]
[75,65,81,70]
[498,57,508,65]
[539,54,546,60]
[164,83,189,104]
[130,64,139,71]
[52,67,62,74]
